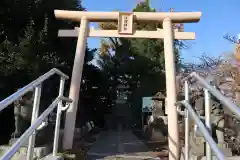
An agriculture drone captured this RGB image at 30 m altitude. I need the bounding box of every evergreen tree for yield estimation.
[96,0,185,127]
[0,0,103,144]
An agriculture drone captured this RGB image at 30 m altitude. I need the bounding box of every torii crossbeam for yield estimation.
[55,10,201,160]
[59,27,195,39]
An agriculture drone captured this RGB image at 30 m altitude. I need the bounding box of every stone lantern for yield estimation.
[151,92,165,117]
[112,84,131,130]
[142,92,167,143]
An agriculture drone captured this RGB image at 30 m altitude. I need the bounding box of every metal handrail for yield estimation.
[0,96,72,160]
[0,68,69,111]
[177,100,225,160]
[0,68,70,160]
[191,72,240,119]
[180,72,240,160]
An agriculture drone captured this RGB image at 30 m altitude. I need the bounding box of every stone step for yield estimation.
[0,143,52,160]
[181,146,233,160]
[88,154,161,160]
[87,130,159,160]
[195,155,240,160]
[40,155,63,160]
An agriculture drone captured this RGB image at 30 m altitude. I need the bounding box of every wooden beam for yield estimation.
[58,28,195,40]
[54,10,202,23]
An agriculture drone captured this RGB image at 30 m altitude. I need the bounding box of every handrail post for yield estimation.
[181,101,225,160]
[204,89,212,160]
[27,85,42,160]
[53,77,65,156]
[184,81,190,160]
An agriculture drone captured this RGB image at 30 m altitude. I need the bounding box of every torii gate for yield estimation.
[54,10,201,160]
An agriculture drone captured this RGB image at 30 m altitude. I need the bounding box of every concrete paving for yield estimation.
[87,130,160,160]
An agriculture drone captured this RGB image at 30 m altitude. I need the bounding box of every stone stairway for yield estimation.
[87,130,160,160]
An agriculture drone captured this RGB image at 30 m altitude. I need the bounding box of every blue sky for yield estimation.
[82,0,239,63]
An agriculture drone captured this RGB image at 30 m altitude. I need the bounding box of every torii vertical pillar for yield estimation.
[63,17,89,149]
[163,17,179,159]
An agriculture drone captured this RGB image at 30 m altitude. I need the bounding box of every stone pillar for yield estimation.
[63,17,89,149]
[214,116,225,144]
[235,90,240,105]
[163,17,180,160]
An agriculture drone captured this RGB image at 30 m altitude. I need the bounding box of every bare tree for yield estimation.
[180,51,240,101]
[223,34,240,44]
[181,53,222,76]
